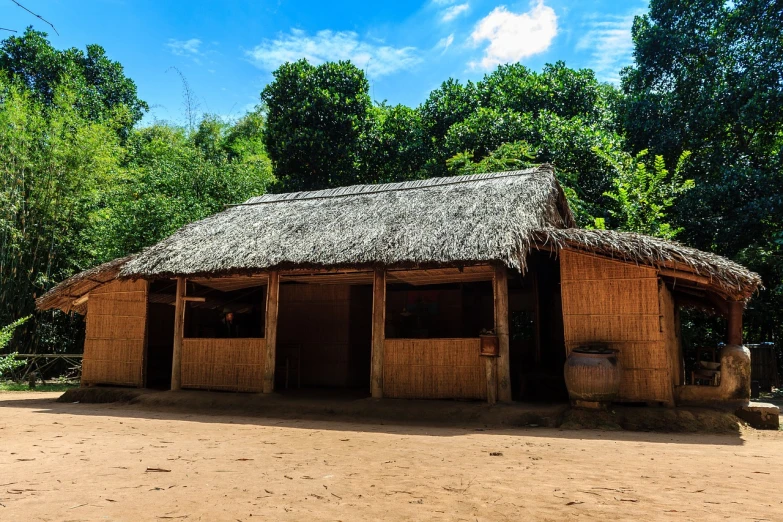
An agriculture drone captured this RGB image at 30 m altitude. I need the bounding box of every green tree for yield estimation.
[621,0,783,347]
[477,61,616,125]
[0,28,148,135]
[0,80,125,353]
[261,60,371,191]
[359,103,428,183]
[92,116,274,260]
[595,147,693,239]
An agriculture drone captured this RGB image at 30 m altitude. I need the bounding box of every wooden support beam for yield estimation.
[262,270,280,394]
[727,299,744,346]
[494,265,512,402]
[484,357,497,405]
[171,277,186,391]
[371,268,386,398]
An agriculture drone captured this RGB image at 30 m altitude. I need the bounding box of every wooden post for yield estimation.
[171,277,186,391]
[262,270,280,394]
[371,268,386,398]
[484,357,497,405]
[494,265,512,402]
[727,300,744,346]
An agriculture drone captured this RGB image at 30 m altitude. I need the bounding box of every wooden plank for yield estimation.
[170,277,186,391]
[494,265,511,402]
[262,270,280,393]
[387,265,494,286]
[371,269,386,398]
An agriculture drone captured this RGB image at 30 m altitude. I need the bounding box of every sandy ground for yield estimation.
[1,392,782,521]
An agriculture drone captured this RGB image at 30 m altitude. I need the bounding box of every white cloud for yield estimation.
[469,1,557,70]
[167,38,202,57]
[435,34,455,53]
[576,9,643,84]
[246,30,421,78]
[441,3,469,22]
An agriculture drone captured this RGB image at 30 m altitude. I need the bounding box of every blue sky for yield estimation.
[1,0,648,124]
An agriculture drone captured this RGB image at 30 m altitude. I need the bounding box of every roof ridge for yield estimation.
[234,165,552,207]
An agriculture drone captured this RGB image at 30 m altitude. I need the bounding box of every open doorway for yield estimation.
[509,251,568,401]
[146,280,176,389]
[276,283,372,393]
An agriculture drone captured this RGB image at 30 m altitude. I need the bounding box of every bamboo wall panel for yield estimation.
[561,279,660,316]
[383,339,486,399]
[560,250,674,404]
[181,338,266,392]
[82,279,147,387]
[560,251,657,281]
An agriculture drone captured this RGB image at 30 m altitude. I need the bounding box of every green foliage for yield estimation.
[477,61,614,125]
[261,60,371,191]
[92,114,274,261]
[359,103,428,183]
[0,41,272,353]
[0,316,29,377]
[446,141,535,175]
[0,79,125,350]
[622,0,783,353]
[0,28,147,135]
[596,147,693,239]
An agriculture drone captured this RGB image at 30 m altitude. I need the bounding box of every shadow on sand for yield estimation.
[0,387,746,445]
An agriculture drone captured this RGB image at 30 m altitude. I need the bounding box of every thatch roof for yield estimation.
[119,166,575,278]
[535,228,762,299]
[37,165,762,311]
[36,256,133,313]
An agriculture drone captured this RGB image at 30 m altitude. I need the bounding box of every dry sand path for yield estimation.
[1,391,782,521]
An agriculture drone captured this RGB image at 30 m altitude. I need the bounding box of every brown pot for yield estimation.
[564,346,621,405]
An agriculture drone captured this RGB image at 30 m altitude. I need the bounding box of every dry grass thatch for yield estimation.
[37,165,762,311]
[36,256,134,312]
[535,228,762,299]
[119,166,575,278]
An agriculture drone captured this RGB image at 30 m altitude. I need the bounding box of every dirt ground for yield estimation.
[1,392,782,521]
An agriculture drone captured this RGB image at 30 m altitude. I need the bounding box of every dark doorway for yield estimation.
[276,283,372,392]
[145,281,176,389]
[509,252,568,401]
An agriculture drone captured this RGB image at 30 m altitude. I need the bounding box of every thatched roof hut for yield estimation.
[38,165,760,310]
[35,165,764,406]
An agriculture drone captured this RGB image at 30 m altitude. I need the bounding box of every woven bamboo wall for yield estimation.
[82,280,148,387]
[383,339,486,399]
[560,250,675,404]
[181,338,266,392]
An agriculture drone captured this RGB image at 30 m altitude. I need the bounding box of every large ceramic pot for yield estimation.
[564,345,621,407]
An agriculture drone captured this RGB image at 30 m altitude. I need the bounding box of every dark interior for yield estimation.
[276,283,372,391]
[184,282,265,338]
[384,281,494,338]
[145,280,176,389]
[509,252,568,401]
